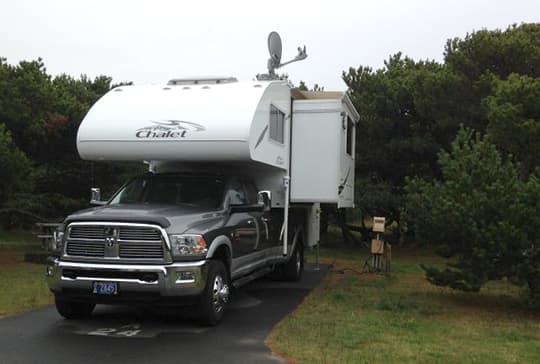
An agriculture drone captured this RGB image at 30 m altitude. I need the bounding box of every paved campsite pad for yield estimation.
[0,264,326,364]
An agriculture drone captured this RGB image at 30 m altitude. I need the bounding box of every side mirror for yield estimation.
[90,188,107,206]
[257,191,272,212]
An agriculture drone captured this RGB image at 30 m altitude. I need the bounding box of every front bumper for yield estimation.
[46,258,208,304]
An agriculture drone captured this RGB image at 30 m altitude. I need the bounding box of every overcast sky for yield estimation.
[1,0,539,90]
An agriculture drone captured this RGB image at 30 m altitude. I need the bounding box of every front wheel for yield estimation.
[55,296,95,319]
[198,260,230,326]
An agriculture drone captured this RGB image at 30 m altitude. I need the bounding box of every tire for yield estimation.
[198,260,230,326]
[55,296,95,319]
[281,241,304,281]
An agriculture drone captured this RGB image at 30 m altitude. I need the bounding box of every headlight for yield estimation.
[51,230,64,254]
[170,234,207,257]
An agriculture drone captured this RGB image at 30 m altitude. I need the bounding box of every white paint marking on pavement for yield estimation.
[87,324,142,337]
[60,321,209,338]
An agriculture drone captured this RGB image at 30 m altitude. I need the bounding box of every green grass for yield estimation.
[0,251,53,317]
[0,230,52,317]
[0,230,41,251]
[268,232,540,363]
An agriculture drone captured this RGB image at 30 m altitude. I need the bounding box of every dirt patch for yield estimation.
[0,252,25,267]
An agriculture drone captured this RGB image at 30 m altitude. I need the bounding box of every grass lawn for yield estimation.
[0,231,53,318]
[0,230,41,251]
[267,232,540,363]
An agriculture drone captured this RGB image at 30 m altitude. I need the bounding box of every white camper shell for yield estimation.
[77,78,359,246]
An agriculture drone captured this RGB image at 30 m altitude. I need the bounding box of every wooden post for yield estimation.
[370,217,386,272]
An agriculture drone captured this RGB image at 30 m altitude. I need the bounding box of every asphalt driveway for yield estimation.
[0,264,327,364]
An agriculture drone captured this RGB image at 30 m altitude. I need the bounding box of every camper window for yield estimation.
[346,116,353,156]
[269,105,285,144]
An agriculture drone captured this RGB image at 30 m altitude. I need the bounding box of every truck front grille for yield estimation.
[119,242,163,259]
[118,227,162,241]
[69,226,106,240]
[66,224,165,261]
[66,241,105,257]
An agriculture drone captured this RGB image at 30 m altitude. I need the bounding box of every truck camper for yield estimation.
[46,33,359,325]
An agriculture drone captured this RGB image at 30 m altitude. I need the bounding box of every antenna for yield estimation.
[257,31,308,80]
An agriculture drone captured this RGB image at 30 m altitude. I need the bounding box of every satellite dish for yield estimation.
[257,31,307,80]
[268,31,282,65]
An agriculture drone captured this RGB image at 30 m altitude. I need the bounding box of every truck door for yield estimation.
[243,181,270,253]
[226,178,259,258]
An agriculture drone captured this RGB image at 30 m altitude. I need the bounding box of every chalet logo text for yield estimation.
[136,120,205,139]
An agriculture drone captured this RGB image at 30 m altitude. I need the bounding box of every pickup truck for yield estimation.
[46,172,304,325]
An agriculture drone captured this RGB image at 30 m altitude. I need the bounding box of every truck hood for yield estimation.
[64,204,226,234]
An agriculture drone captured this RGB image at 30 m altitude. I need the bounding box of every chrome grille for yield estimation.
[69,226,106,240]
[119,227,161,241]
[66,224,164,260]
[119,242,163,259]
[66,241,105,257]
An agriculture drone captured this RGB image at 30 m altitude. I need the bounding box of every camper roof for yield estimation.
[77,80,291,164]
[167,77,238,86]
[291,89,343,100]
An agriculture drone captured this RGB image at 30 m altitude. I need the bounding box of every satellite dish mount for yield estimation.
[257,31,307,80]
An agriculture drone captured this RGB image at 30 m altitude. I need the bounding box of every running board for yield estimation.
[232,267,273,288]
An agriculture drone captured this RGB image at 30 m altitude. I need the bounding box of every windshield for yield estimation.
[109,174,225,209]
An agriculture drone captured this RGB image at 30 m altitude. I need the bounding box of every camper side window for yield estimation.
[346,116,353,156]
[269,105,285,144]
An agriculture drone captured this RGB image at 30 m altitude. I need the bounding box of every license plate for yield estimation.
[92,281,118,295]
